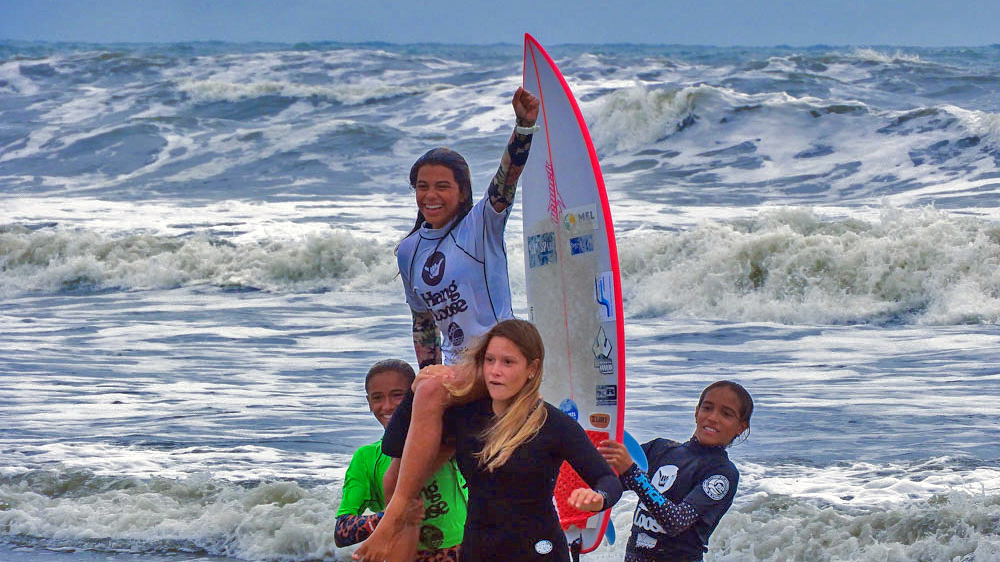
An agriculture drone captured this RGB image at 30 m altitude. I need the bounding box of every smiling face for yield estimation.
[693,386,749,447]
[366,370,410,429]
[415,164,466,229]
[482,336,538,415]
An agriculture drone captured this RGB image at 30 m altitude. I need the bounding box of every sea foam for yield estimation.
[0,225,399,295]
[3,461,997,562]
[6,205,1000,325]
[617,206,1000,325]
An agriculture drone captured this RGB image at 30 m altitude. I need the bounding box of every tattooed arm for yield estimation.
[335,498,426,547]
[488,87,540,213]
[411,308,441,368]
[334,513,382,547]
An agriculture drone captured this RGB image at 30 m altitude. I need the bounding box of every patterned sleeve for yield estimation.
[620,464,699,537]
[334,513,383,547]
[486,127,534,212]
[410,308,441,369]
[335,444,387,546]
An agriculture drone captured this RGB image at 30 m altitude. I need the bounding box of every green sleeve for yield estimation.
[336,441,388,517]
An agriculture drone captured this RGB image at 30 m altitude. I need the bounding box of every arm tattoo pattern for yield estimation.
[621,465,700,537]
[488,127,534,212]
[334,513,381,547]
[412,309,441,368]
[335,515,461,561]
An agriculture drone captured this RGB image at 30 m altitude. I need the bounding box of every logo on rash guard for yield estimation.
[633,507,665,533]
[635,532,658,549]
[421,480,449,519]
[447,322,465,347]
[419,525,444,549]
[652,465,678,493]
[534,540,553,554]
[702,474,730,501]
[633,472,668,508]
[422,251,446,285]
[419,480,448,548]
[421,280,468,322]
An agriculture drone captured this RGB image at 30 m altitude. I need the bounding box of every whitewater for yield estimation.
[2,40,999,561]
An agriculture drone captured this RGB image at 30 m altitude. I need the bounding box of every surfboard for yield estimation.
[521,33,626,555]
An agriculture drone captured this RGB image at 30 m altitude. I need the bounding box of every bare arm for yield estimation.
[411,308,441,368]
[488,87,539,213]
[382,443,454,504]
[382,457,401,503]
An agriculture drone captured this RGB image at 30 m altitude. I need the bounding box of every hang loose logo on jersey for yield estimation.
[422,251,446,286]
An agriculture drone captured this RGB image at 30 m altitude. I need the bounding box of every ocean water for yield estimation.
[2,39,999,561]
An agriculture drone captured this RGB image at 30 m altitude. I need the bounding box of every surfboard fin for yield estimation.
[569,536,582,562]
[623,430,648,472]
[604,518,616,545]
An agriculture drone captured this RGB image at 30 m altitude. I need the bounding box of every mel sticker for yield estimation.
[561,204,598,234]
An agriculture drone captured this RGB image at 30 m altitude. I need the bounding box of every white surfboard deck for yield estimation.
[521,33,626,555]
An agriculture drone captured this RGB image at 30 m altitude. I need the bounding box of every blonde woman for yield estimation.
[364,319,622,562]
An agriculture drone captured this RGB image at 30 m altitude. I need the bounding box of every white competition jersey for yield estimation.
[398,194,514,365]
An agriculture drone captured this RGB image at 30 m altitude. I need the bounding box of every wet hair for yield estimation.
[698,380,754,446]
[450,318,547,472]
[364,359,416,393]
[469,318,545,379]
[404,147,474,239]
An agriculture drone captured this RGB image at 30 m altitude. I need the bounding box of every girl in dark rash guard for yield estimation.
[599,381,754,562]
[368,319,623,562]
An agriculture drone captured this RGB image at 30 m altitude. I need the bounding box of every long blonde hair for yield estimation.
[446,319,548,472]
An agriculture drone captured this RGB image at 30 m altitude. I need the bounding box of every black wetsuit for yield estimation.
[621,438,740,562]
[384,395,622,561]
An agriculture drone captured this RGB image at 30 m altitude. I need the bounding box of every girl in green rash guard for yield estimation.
[334,359,466,561]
